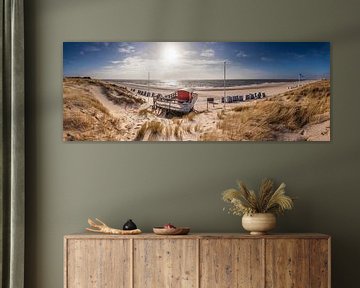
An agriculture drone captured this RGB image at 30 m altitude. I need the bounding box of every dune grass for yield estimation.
[135,121,165,141]
[138,108,149,116]
[186,111,196,121]
[63,81,123,141]
[99,81,144,106]
[65,77,144,107]
[135,118,189,141]
[202,80,330,141]
[63,86,110,115]
[63,111,92,132]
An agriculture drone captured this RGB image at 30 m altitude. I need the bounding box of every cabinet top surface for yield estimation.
[64,232,330,240]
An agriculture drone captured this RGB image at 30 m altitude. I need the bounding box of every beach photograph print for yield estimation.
[63,42,330,142]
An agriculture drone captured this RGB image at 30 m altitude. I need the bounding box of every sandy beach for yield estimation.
[63,78,330,141]
[111,80,316,112]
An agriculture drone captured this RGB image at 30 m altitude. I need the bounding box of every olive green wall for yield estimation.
[24,0,360,287]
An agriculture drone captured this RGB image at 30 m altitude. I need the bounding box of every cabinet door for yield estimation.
[200,239,264,288]
[66,239,131,288]
[134,239,198,288]
[309,239,330,288]
[266,239,310,288]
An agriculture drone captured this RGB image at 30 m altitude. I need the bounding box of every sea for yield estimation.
[106,79,299,90]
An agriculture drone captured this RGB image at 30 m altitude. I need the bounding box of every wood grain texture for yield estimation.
[64,234,330,288]
[200,239,264,288]
[265,239,310,288]
[133,239,197,288]
[66,239,131,288]
[310,239,330,288]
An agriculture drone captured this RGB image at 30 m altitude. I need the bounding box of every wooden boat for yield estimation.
[154,88,198,113]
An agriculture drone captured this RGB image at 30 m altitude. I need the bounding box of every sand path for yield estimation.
[89,85,155,140]
[304,120,331,141]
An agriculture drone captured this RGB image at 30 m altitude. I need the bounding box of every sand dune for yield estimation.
[63,77,330,141]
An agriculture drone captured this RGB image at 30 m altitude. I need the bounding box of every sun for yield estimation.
[162,44,180,64]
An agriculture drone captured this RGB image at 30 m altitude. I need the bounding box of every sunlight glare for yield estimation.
[162,44,180,64]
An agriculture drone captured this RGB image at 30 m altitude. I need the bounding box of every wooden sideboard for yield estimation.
[64,233,330,288]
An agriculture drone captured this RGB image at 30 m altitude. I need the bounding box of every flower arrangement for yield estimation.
[222,178,294,216]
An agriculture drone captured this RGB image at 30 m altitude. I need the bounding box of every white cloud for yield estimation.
[183,50,197,57]
[94,54,226,80]
[200,49,215,58]
[118,45,136,53]
[236,50,248,58]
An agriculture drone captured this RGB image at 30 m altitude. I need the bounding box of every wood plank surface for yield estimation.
[310,239,330,288]
[66,239,131,288]
[133,239,198,288]
[65,233,330,240]
[200,239,264,288]
[265,239,310,288]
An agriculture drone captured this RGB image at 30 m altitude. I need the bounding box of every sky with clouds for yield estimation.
[63,42,330,80]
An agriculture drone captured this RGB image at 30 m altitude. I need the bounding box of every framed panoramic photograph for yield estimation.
[63,42,330,142]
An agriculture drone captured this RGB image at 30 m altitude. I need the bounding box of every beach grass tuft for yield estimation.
[135,120,164,141]
[186,112,196,121]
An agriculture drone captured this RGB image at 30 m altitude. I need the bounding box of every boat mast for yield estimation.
[223,61,226,109]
